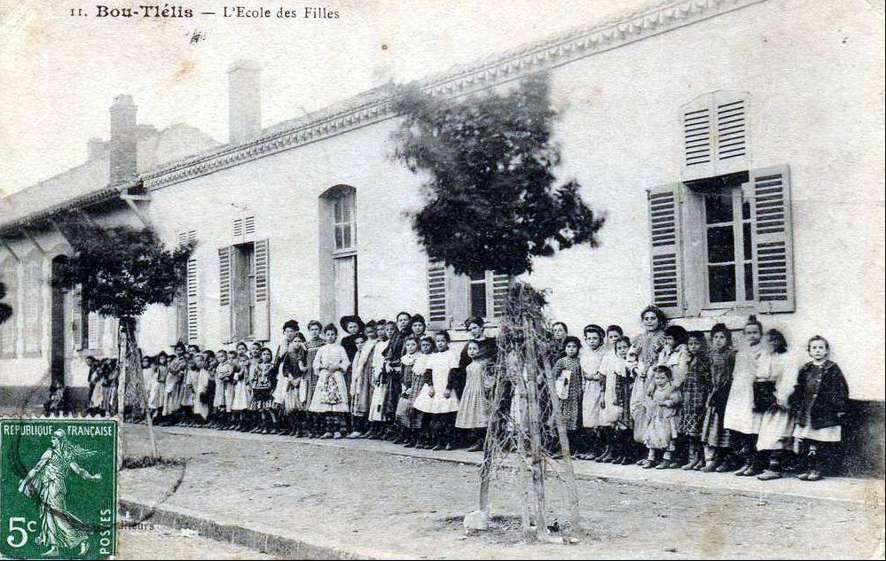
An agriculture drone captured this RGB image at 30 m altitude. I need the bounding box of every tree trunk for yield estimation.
[521,318,546,542]
[479,358,509,515]
[118,317,159,459]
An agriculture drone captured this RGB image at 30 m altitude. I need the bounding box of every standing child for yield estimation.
[102,359,119,417]
[680,331,711,470]
[141,355,157,423]
[231,353,252,431]
[578,324,607,460]
[348,325,376,438]
[456,340,494,452]
[790,336,849,482]
[701,324,737,472]
[180,356,197,426]
[192,353,213,425]
[395,336,424,447]
[214,350,235,429]
[551,335,583,456]
[303,321,326,437]
[413,331,461,451]
[643,365,682,469]
[614,341,638,464]
[87,358,105,416]
[754,329,797,481]
[724,316,766,476]
[308,324,351,439]
[164,343,188,424]
[600,336,631,464]
[150,352,169,423]
[631,305,668,465]
[282,333,308,436]
[250,348,278,434]
[365,321,393,440]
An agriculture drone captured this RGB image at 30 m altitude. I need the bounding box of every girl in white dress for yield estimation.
[578,324,607,459]
[231,353,253,430]
[724,316,765,476]
[413,331,460,451]
[308,323,351,439]
[754,329,797,481]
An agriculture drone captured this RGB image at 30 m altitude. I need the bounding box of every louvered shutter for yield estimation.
[87,311,102,350]
[427,261,447,330]
[253,239,270,341]
[218,247,233,343]
[648,184,685,317]
[490,272,511,321]
[72,287,85,351]
[749,165,795,313]
[683,101,713,178]
[715,95,748,166]
[233,218,244,239]
[186,257,198,344]
[244,216,256,237]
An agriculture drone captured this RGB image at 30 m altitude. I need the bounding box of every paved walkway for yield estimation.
[148,425,882,507]
[117,424,885,559]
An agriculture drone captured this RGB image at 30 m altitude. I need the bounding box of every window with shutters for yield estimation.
[226,240,270,341]
[648,165,795,317]
[175,230,198,344]
[0,260,18,358]
[427,261,510,330]
[682,91,749,182]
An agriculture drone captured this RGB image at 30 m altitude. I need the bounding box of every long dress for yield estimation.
[283,346,307,413]
[701,348,736,448]
[396,352,425,429]
[456,359,493,429]
[308,343,351,414]
[350,339,377,417]
[89,370,105,410]
[213,362,235,412]
[629,329,666,443]
[192,368,212,420]
[755,352,797,450]
[149,365,167,410]
[679,353,710,437]
[645,382,681,449]
[599,352,626,426]
[142,367,157,410]
[18,441,96,551]
[413,350,461,415]
[551,356,581,431]
[230,363,251,411]
[163,357,187,415]
[579,345,607,428]
[303,338,325,408]
[723,344,763,435]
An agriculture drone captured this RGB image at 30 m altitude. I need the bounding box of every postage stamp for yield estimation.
[0,417,118,560]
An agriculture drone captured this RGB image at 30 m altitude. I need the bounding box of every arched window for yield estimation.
[319,185,357,322]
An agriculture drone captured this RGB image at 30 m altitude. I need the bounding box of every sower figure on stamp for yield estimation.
[18,430,102,557]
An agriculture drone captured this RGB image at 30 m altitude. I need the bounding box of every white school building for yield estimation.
[0,0,882,469]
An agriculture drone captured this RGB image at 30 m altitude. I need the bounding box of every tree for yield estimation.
[0,282,11,325]
[392,73,603,541]
[53,218,192,457]
[392,72,604,278]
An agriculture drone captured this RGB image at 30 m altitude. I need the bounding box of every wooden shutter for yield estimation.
[716,96,747,163]
[218,247,233,343]
[427,261,447,330]
[72,287,85,351]
[648,184,685,317]
[87,311,103,350]
[233,218,244,239]
[186,257,198,344]
[253,239,270,341]
[749,165,795,313]
[490,272,511,321]
[683,91,750,181]
[683,102,713,174]
[244,216,256,237]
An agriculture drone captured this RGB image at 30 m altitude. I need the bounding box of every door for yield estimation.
[333,255,357,321]
[50,257,67,387]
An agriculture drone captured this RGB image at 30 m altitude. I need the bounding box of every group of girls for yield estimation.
[85,356,120,416]
[136,313,498,451]
[131,303,850,482]
[544,306,849,482]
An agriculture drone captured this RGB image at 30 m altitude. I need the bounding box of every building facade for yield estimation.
[1,0,883,465]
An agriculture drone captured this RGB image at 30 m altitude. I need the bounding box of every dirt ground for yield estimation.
[118,426,884,559]
[117,525,275,559]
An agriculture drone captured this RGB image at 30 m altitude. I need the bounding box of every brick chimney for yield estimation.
[227,60,261,144]
[109,95,138,185]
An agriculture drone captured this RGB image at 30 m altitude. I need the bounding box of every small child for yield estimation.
[87,358,105,415]
[754,329,796,481]
[141,355,157,422]
[150,352,169,423]
[413,331,460,451]
[395,336,424,447]
[303,320,326,438]
[643,365,682,470]
[700,324,737,472]
[308,323,351,439]
[348,330,372,438]
[191,353,213,425]
[164,343,188,424]
[579,324,607,459]
[551,335,583,456]
[180,356,197,426]
[214,350,235,429]
[790,335,849,482]
[282,333,308,436]
[250,347,278,434]
[680,331,711,470]
[102,359,119,417]
[455,340,495,452]
[231,353,252,430]
[605,336,633,464]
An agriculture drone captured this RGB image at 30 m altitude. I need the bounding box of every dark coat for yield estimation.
[790,360,849,430]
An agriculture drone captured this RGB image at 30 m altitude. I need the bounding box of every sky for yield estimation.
[0,0,641,195]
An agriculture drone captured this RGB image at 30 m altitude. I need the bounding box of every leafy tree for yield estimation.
[392,73,604,277]
[53,218,192,456]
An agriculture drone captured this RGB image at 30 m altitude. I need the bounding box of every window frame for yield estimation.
[700,186,755,310]
[331,190,357,255]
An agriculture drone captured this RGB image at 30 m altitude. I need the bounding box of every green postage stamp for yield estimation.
[0,417,118,560]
